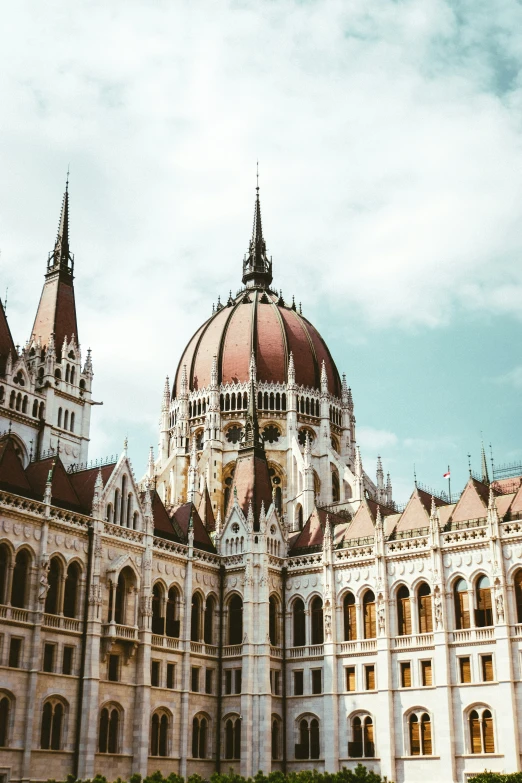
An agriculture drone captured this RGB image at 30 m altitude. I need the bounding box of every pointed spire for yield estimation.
[355,445,362,477]
[162,376,170,411]
[320,360,328,395]
[304,431,312,464]
[246,499,254,532]
[49,173,73,274]
[242,166,273,289]
[481,441,490,484]
[288,351,296,386]
[210,354,218,388]
[375,505,383,530]
[92,468,104,517]
[180,365,188,398]
[240,352,264,453]
[249,350,257,382]
[148,446,155,478]
[84,347,93,376]
[215,507,222,538]
[341,373,349,406]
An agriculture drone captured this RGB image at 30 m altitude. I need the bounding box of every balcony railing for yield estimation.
[101,623,138,641]
[392,633,434,649]
[190,641,218,656]
[288,644,324,659]
[43,614,81,632]
[339,639,377,654]
[450,627,495,644]
[270,646,283,658]
[223,644,243,657]
[0,604,31,623]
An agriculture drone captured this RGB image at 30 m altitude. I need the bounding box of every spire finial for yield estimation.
[49,174,73,274]
[242,169,273,288]
[481,438,490,484]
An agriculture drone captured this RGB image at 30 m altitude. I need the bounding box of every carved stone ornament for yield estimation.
[433,586,443,630]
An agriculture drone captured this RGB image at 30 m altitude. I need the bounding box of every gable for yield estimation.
[26,457,82,511]
[450,479,489,524]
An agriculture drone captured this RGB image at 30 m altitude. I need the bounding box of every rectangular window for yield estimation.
[421,660,432,687]
[43,643,55,673]
[459,656,471,684]
[167,662,176,689]
[274,670,281,695]
[365,665,376,691]
[346,666,356,692]
[225,669,232,694]
[191,667,200,692]
[481,655,494,682]
[235,669,242,694]
[9,637,22,668]
[205,669,213,694]
[151,660,161,687]
[294,670,304,695]
[400,661,411,688]
[311,669,322,694]
[108,653,120,682]
[62,645,74,675]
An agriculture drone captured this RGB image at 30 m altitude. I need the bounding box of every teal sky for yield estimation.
[1,0,521,504]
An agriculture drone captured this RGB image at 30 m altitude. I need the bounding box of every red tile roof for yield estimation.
[31,272,79,355]
[26,456,82,511]
[170,502,216,552]
[198,484,216,532]
[289,507,347,552]
[226,450,274,527]
[69,463,116,512]
[0,436,34,495]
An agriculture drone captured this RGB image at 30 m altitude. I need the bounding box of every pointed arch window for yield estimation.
[70,412,75,432]
[418,582,433,633]
[224,716,241,759]
[152,583,165,635]
[0,693,12,747]
[204,595,215,645]
[343,592,356,641]
[515,570,522,624]
[64,410,69,430]
[45,557,62,615]
[293,598,306,647]
[271,718,281,759]
[454,578,470,629]
[63,562,81,618]
[269,596,278,645]
[363,590,376,639]
[57,407,63,428]
[469,707,494,754]
[166,586,180,638]
[151,711,169,757]
[192,715,208,758]
[11,549,30,608]
[311,597,324,645]
[40,699,64,750]
[397,585,412,636]
[475,575,493,627]
[191,593,202,642]
[228,594,243,645]
[0,544,10,605]
[349,715,374,758]
[99,705,120,753]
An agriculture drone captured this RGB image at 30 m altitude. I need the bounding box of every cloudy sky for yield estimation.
[1,0,521,502]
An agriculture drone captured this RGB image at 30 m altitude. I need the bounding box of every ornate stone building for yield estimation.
[1,180,522,783]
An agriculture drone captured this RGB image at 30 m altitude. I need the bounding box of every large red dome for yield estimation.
[174,288,342,398]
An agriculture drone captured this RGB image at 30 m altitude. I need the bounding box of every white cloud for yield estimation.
[492,366,522,390]
[357,426,399,454]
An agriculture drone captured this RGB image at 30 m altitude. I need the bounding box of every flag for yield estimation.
[443,470,450,478]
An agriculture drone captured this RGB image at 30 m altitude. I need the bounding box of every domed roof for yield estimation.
[173,181,342,399]
[174,289,341,398]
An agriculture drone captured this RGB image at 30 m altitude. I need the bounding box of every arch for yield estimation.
[363,590,376,639]
[191,591,203,642]
[204,594,216,645]
[331,464,340,503]
[63,561,81,618]
[271,716,281,760]
[224,714,241,759]
[0,542,11,605]
[11,548,31,608]
[343,591,356,641]
[348,713,375,758]
[166,585,181,638]
[70,367,75,385]
[295,714,320,760]
[475,574,493,627]
[152,581,166,635]
[269,595,279,645]
[57,407,63,428]
[109,565,137,626]
[99,702,122,754]
[192,712,209,759]
[64,410,69,430]
[45,555,63,615]
[293,597,306,647]
[40,696,67,750]
[70,412,75,432]
[417,582,433,633]
[151,709,170,757]
[228,593,243,645]
[295,503,304,531]
[466,705,495,754]
[454,578,470,630]
[0,690,14,747]
[106,503,114,525]
[397,584,412,636]
[310,596,324,645]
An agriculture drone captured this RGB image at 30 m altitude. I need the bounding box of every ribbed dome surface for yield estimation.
[174,288,341,398]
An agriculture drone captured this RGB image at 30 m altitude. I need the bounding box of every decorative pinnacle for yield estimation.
[249,351,257,383]
[288,351,295,385]
[210,354,218,388]
[320,359,328,394]
[375,505,383,529]
[123,436,128,455]
[481,440,490,485]
[355,445,362,477]
[180,365,188,397]
[162,376,170,411]
[148,446,155,477]
[50,174,73,273]
[242,168,272,288]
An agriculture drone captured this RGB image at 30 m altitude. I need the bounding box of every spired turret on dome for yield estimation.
[242,173,273,289]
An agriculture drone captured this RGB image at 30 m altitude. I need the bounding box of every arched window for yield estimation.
[269,596,278,645]
[363,590,376,639]
[114,489,120,525]
[224,716,241,759]
[64,410,69,430]
[99,705,120,753]
[32,399,38,417]
[45,557,62,615]
[121,476,127,526]
[475,575,493,627]
[454,578,470,630]
[106,503,113,524]
[0,544,10,605]
[152,583,165,635]
[65,364,70,383]
[469,708,494,754]
[271,718,280,759]
[22,395,28,414]
[0,693,12,747]
[204,595,215,645]
[192,715,208,758]
[349,715,375,758]
[191,593,202,642]
[63,562,81,618]
[421,713,432,755]
[110,567,135,626]
[409,714,420,756]
[293,598,306,647]
[343,592,356,641]
[151,711,169,757]
[11,549,30,608]
[515,570,522,624]
[397,585,412,636]
[311,597,324,645]
[295,503,303,531]
[296,717,320,759]
[166,586,180,638]
[40,699,64,750]
[418,582,433,633]
[57,407,63,428]
[228,594,243,645]
[132,511,139,529]
[331,466,340,503]
[70,367,75,385]
[70,412,75,433]
[39,402,45,419]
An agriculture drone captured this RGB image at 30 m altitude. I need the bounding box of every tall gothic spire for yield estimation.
[31,175,79,353]
[481,441,490,485]
[239,352,264,454]
[242,167,273,289]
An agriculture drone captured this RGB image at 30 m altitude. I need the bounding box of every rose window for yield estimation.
[226,425,243,444]
[262,425,280,444]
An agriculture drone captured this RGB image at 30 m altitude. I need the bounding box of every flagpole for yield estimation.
[447,464,451,504]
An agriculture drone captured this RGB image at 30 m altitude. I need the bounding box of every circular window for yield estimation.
[226,425,243,444]
[298,428,315,446]
[232,522,240,533]
[263,425,280,444]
